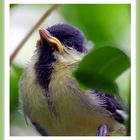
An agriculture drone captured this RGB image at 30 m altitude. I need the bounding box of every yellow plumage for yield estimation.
[20,52,122,136]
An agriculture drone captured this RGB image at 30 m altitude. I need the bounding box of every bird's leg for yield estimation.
[96,124,108,136]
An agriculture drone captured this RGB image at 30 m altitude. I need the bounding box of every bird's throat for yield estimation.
[35,44,56,92]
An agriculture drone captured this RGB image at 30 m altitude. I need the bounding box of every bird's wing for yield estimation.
[89,90,126,124]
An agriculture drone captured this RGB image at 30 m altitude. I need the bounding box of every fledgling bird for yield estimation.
[19,24,126,136]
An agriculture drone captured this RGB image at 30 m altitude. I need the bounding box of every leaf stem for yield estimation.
[10,4,60,66]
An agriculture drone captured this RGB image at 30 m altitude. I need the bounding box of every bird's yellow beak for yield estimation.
[39,28,64,53]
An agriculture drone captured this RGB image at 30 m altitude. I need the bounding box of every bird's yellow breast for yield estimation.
[20,57,119,136]
[46,63,117,135]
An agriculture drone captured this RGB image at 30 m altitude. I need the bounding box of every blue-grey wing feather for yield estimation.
[91,90,125,124]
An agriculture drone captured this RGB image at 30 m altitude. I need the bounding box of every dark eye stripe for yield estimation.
[65,40,73,47]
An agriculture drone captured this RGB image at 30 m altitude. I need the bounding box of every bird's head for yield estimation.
[37,24,87,66]
[34,24,88,90]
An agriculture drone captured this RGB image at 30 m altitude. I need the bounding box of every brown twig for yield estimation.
[10,4,60,66]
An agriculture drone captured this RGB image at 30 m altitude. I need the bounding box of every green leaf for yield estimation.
[10,64,23,113]
[73,46,130,94]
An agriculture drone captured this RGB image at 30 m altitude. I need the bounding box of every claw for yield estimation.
[96,124,107,136]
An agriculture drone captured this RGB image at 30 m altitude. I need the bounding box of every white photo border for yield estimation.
[5,0,136,140]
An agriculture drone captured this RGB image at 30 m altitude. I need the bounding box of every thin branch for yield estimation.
[10,4,61,66]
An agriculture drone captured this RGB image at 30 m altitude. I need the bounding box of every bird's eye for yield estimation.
[65,40,73,47]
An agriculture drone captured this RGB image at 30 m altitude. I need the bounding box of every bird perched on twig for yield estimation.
[19,24,126,136]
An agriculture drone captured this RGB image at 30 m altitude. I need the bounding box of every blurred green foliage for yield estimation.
[10,64,23,113]
[60,4,130,49]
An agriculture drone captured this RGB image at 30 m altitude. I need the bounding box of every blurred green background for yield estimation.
[10,4,130,136]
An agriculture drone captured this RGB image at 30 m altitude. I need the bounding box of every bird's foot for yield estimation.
[106,129,115,136]
[106,127,127,136]
[119,127,127,134]
[96,124,108,136]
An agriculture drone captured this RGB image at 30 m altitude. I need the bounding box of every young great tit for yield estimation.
[19,24,125,136]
